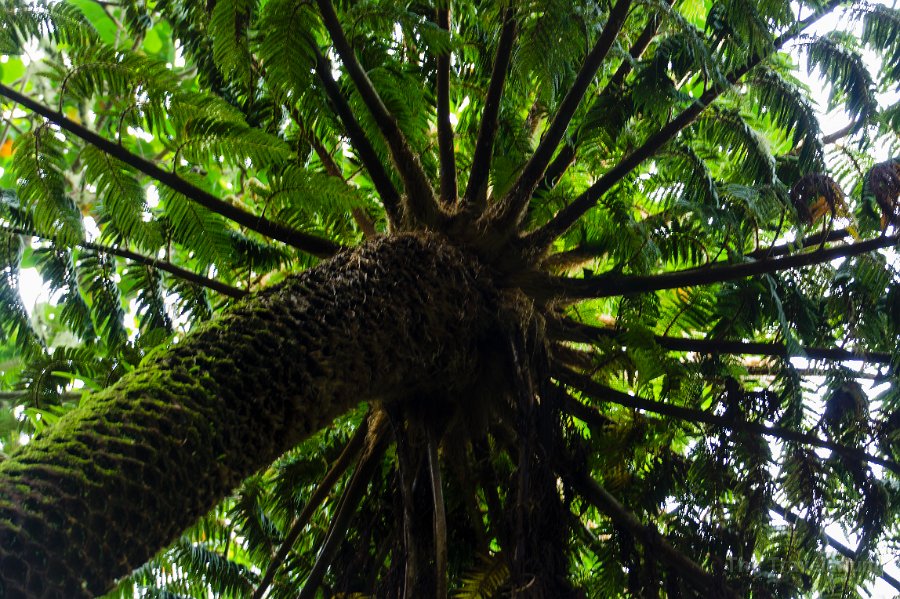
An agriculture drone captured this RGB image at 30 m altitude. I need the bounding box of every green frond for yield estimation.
[121,264,172,334]
[260,165,364,235]
[16,346,104,412]
[229,477,282,563]
[76,249,127,350]
[694,107,777,185]
[158,175,236,268]
[168,279,212,324]
[0,0,98,55]
[31,246,95,341]
[453,553,509,599]
[209,0,257,91]
[11,128,84,245]
[81,146,163,251]
[0,230,41,355]
[255,0,319,103]
[353,65,434,154]
[860,3,900,84]
[805,34,878,132]
[748,68,825,173]
[169,538,258,598]
[658,142,719,209]
[653,22,728,88]
[707,0,778,66]
[176,118,293,170]
[228,232,290,274]
[46,45,173,110]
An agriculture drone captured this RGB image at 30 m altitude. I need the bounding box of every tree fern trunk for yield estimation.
[0,234,494,599]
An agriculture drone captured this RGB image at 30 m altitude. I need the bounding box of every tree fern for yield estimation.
[0,1,898,597]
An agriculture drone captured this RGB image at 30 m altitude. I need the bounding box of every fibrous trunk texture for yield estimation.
[0,234,494,599]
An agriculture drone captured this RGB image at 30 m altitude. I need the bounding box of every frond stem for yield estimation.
[297,415,390,599]
[771,504,900,592]
[537,234,899,301]
[312,48,403,229]
[554,366,900,476]
[315,0,443,228]
[460,9,517,213]
[436,4,457,206]
[534,0,672,195]
[3,225,246,299]
[427,425,448,599]
[490,0,633,232]
[557,458,739,597]
[0,83,342,258]
[547,318,892,365]
[250,414,377,599]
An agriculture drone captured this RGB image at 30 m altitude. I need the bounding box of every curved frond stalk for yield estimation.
[490,0,633,233]
[771,504,900,593]
[535,0,675,196]
[312,48,403,229]
[436,2,457,206]
[427,425,448,599]
[535,234,899,301]
[250,414,378,599]
[554,366,900,476]
[315,0,443,228]
[805,34,878,133]
[296,419,390,599]
[861,3,900,83]
[547,318,892,364]
[748,68,825,172]
[460,8,517,214]
[525,0,845,255]
[0,82,342,258]
[557,458,739,598]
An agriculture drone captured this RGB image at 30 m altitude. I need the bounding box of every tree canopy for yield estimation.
[0,0,898,597]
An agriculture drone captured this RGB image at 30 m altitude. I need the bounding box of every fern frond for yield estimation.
[31,246,95,340]
[260,165,363,230]
[168,279,212,324]
[254,0,319,102]
[453,553,509,598]
[169,538,258,598]
[748,68,824,172]
[209,0,256,90]
[805,34,878,132]
[158,174,236,268]
[695,107,777,185]
[0,1,98,55]
[16,346,105,409]
[81,146,163,251]
[0,230,41,355]
[11,128,83,245]
[121,264,172,334]
[76,249,127,350]
[176,118,293,170]
[46,45,172,109]
[860,3,900,83]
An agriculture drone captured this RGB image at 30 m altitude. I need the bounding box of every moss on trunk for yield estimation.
[0,234,494,599]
